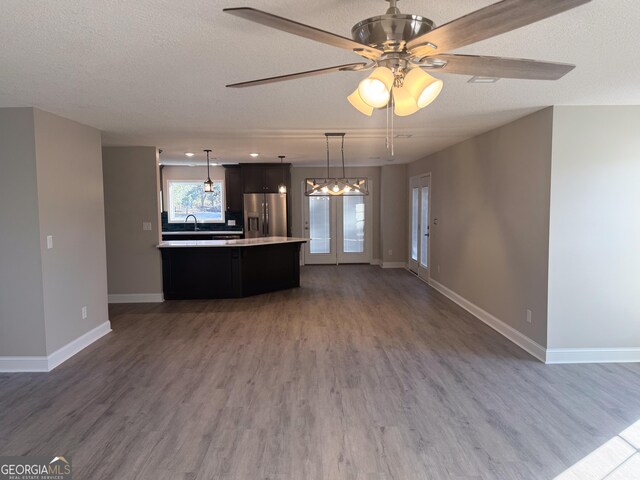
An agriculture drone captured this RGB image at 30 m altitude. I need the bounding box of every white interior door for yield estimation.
[409,174,431,280]
[303,188,372,265]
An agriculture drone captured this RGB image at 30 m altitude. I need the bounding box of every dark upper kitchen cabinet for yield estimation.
[241,164,291,193]
[263,165,288,193]
[224,166,243,212]
[241,165,265,193]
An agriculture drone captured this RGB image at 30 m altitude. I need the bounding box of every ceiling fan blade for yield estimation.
[407,0,591,56]
[224,7,383,60]
[431,54,575,80]
[226,63,368,88]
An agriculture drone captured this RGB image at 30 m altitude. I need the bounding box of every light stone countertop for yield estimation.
[161,230,243,236]
[157,236,308,249]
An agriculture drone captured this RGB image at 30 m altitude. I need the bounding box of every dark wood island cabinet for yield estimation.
[158,237,307,300]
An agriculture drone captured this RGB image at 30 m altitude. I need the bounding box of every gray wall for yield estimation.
[0,108,109,357]
[102,147,162,297]
[33,109,109,354]
[0,108,47,356]
[380,164,408,264]
[408,108,554,347]
[291,166,382,261]
[548,106,640,349]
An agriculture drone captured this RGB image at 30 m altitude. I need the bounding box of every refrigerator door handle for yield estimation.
[265,201,270,237]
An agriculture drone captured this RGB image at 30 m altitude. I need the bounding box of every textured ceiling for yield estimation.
[1,0,639,166]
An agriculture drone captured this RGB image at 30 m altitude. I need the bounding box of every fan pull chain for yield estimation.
[391,96,395,157]
[386,100,390,150]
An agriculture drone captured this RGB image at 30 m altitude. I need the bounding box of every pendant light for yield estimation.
[304,133,368,196]
[203,149,214,192]
[278,155,287,195]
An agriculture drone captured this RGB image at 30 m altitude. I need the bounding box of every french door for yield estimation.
[303,193,372,264]
[409,174,431,280]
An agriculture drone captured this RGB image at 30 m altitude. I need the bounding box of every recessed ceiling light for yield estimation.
[185,152,195,157]
[250,153,259,157]
[468,76,500,84]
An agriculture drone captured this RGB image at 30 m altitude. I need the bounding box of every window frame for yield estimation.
[167,179,226,224]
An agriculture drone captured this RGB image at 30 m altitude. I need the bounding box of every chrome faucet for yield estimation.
[185,214,198,231]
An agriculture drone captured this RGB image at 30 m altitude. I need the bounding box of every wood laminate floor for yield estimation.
[1,265,640,479]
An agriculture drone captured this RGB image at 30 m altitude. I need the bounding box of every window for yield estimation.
[167,180,225,223]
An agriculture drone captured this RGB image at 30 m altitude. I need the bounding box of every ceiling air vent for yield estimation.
[468,76,500,84]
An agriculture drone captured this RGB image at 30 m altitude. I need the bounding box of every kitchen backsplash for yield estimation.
[161,211,243,232]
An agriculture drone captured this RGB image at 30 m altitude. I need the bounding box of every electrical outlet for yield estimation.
[46,235,53,249]
[142,222,152,231]
[526,309,532,324]
[388,249,393,256]
[82,306,87,319]
[228,219,236,226]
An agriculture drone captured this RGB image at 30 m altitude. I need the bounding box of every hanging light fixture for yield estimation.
[278,155,287,195]
[347,66,443,116]
[203,149,214,192]
[305,133,368,197]
[347,66,443,157]
[357,67,394,108]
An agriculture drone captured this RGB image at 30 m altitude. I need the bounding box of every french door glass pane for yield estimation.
[411,187,419,261]
[309,197,331,254]
[420,186,429,267]
[343,196,365,253]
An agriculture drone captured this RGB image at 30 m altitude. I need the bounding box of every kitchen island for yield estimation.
[158,237,307,299]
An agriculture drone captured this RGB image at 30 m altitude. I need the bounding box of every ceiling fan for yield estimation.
[223,0,590,116]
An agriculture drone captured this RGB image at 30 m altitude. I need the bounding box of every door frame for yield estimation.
[408,173,432,282]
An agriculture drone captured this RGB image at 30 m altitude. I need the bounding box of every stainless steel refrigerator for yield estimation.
[243,193,288,238]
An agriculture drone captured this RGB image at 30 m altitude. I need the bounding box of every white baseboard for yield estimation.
[546,348,640,364]
[108,293,164,303]
[47,321,112,371]
[381,261,407,269]
[370,259,381,266]
[0,321,112,373]
[428,279,547,363]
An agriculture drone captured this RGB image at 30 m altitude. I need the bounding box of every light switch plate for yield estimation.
[46,235,53,249]
[143,222,152,231]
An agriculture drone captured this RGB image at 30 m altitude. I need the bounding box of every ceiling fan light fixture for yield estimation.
[347,88,374,116]
[392,84,420,116]
[404,68,443,108]
[358,67,394,108]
